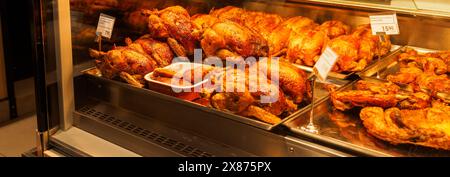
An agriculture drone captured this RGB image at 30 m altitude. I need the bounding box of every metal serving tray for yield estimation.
[295,45,402,79]
[359,46,438,78]
[283,77,450,156]
[81,67,336,131]
[74,73,349,156]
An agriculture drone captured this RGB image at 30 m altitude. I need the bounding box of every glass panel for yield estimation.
[70,0,242,66]
[414,0,450,13]
[322,0,418,10]
[39,0,60,131]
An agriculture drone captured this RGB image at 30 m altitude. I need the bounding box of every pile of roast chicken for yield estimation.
[88,5,393,125]
[331,48,450,150]
[85,4,450,150]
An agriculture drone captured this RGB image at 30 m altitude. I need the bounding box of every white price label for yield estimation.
[369,13,399,35]
[313,47,338,82]
[96,13,115,39]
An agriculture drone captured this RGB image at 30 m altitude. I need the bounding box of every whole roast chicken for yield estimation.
[142,6,198,57]
[209,6,284,40]
[89,46,157,88]
[125,34,174,67]
[193,15,269,61]
[89,34,175,88]
[210,61,302,125]
[285,28,329,66]
[268,16,318,57]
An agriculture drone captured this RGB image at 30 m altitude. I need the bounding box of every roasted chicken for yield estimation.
[142,6,197,57]
[252,58,309,104]
[316,20,351,39]
[425,51,450,72]
[397,51,447,75]
[210,69,283,124]
[199,20,269,61]
[387,48,450,103]
[209,6,284,40]
[89,46,157,88]
[327,35,362,72]
[148,59,306,125]
[282,20,350,66]
[210,65,300,125]
[192,14,220,35]
[268,16,318,57]
[125,35,174,67]
[285,28,329,66]
[360,101,450,150]
[413,74,450,103]
[352,24,392,58]
[331,80,431,111]
[325,24,392,72]
[193,13,270,61]
[386,67,424,85]
[329,47,450,151]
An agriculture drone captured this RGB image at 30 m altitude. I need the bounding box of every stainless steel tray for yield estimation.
[81,67,336,131]
[283,77,450,156]
[294,45,402,80]
[359,45,438,78]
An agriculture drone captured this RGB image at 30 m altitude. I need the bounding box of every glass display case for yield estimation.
[31,0,450,157]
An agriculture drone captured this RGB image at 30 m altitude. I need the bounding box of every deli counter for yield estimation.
[29,0,450,157]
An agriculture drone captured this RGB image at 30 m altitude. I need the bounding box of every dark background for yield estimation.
[1,0,34,81]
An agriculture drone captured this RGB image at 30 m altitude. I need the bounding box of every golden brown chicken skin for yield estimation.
[326,35,361,72]
[316,20,350,39]
[331,80,431,111]
[268,16,318,57]
[253,58,308,103]
[209,6,284,40]
[210,69,288,125]
[142,6,198,56]
[89,46,157,88]
[286,28,329,66]
[125,35,174,67]
[352,24,392,58]
[360,102,450,150]
[200,20,268,60]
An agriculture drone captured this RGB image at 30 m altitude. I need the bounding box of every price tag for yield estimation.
[369,13,399,35]
[313,47,338,82]
[96,13,115,39]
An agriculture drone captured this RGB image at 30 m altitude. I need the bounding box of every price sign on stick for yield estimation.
[96,13,116,39]
[313,47,338,82]
[369,13,400,35]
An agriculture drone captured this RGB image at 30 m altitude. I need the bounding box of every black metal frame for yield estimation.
[0,0,18,119]
[30,0,49,133]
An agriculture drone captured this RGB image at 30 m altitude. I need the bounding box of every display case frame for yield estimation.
[32,0,450,157]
